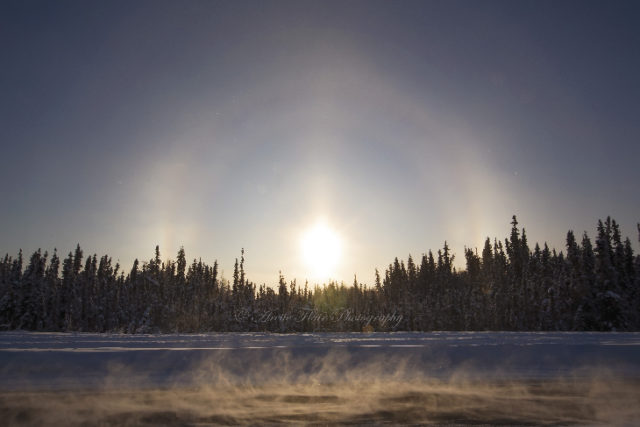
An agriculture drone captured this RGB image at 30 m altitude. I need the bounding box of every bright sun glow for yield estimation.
[300,221,342,281]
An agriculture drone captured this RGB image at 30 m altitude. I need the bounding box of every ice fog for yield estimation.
[1,332,639,425]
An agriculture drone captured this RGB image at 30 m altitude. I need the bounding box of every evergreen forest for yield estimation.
[1,216,639,333]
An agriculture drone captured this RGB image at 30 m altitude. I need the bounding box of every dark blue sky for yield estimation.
[2,0,639,284]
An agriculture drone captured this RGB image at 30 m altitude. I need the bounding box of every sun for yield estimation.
[300,221,342,281]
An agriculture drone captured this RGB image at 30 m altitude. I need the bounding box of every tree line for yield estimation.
[1,216,639,332]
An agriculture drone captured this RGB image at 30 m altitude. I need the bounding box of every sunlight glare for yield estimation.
[300,221,342,281]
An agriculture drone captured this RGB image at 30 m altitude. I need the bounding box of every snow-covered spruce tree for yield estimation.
[635,224,640,329]
[44,249,60,330]
[18,249,47,330]
[68,245,85,331]
[565,231,583,329]
[526,244,543,330]
[418,251,437,330]
[594,218,624,330]
[0,251,22,329]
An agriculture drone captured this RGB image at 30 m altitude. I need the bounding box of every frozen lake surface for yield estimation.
[1,331,640,425]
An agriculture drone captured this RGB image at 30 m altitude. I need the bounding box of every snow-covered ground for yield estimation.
[1,332,639,425]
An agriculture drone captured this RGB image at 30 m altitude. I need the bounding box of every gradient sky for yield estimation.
[2,0,639,286]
